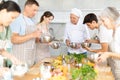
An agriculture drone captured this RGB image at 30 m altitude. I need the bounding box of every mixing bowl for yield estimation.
[81,42,90,48]
[50,41,61,49]
[40,35,53,43]
[70,42,78,48]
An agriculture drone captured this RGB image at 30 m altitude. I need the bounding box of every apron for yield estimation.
[12,17,36,67]
[35,43,50,63]
[35,24,50,63]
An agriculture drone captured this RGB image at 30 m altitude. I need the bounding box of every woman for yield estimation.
[0,0,21,76]
[97,7,120,80]
[35,11,54,63]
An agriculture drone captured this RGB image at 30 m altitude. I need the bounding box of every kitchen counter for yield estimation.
[14,58,115,80]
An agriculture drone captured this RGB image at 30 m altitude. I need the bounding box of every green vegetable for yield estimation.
[69,53,87,63]
[71,68,81,80]
[71,64,97,80]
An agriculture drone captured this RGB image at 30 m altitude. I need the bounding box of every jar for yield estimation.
[40,62,52,80]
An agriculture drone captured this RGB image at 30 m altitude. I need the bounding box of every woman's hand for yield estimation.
[0,67,9,77]
[2,50,22,65]
[97,52,110,63]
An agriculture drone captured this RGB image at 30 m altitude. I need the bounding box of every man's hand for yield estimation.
[31,30,42,38]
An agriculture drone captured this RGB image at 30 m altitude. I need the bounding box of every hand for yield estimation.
[97,52,110,63]
[31,30,42,38]
[66,39,70,47]
[82,45,91,51]
[0,67,9,77]
[9,56,22,65]
[85,39,91,43]
[2,51,22,65]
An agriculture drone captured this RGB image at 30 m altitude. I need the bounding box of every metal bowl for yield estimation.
[81,42,90,48]
[87,54,100,63]
[50,41,60,49]
[40,35,53,43]
[70,42,77,48]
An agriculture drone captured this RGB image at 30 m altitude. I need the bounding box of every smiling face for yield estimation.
[70,13,79,25]
[99,16,114,29]
[1,9,20,26]
[44,16,54,24]
[86,21,98,30]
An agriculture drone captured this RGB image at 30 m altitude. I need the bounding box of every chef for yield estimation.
[64,8,90,54]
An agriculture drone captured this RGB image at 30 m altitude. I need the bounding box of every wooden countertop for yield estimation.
[14,59,115,80]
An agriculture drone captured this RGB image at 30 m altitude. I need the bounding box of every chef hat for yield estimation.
[70,8,83,25]
[70,8,83,18]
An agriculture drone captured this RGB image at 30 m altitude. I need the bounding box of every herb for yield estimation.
[71,64,97,80]
[79,64,96,80]
[69,53,87,63]
[71,68,81,80]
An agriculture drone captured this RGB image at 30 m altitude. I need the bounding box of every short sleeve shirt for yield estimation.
[98,25,113,43]
[10,14,34,35]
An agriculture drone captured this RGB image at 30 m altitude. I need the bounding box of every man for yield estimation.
[83,13,113,53]
[10,0,41,67]
[64,8,90,54]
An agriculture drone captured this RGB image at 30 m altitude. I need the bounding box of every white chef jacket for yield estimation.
[64,22,90,54]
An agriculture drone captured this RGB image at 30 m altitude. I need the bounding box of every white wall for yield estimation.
[18,0,120,23]
[18,0,120,39]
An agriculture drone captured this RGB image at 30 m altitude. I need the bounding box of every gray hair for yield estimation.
[99,7,120,22]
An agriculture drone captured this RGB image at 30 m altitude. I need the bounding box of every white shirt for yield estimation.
[98,25,113,43]
[64,22,90,54]
[109,26,120,53]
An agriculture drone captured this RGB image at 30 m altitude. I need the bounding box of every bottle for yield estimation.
[62,54,69,76]
[62,54,66,66]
